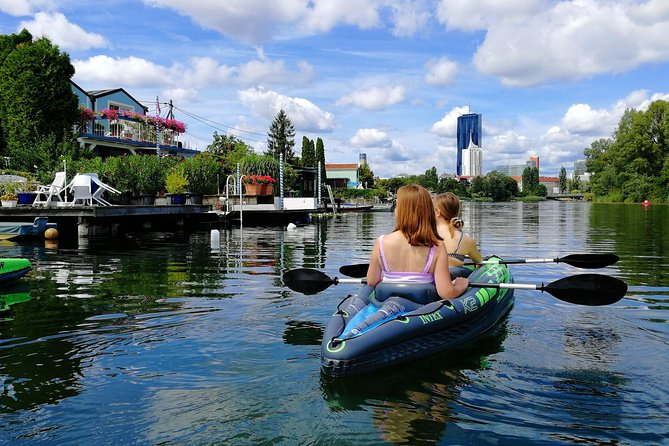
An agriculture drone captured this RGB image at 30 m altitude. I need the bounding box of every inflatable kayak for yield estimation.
[0,258,32,284]
[320,261,515,377]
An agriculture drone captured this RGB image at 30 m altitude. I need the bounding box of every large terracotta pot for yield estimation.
[245,183,271,195]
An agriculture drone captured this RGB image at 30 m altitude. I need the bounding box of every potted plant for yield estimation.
[135,155,167,205]
[243,175,276,195]
[0,182,18,207]
[165,165,189,204]
[183,154,222,204]
[103,155,136,204]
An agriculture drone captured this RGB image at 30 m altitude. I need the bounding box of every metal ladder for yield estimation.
[325,184,337,214]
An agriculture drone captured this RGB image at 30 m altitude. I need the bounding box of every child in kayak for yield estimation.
[433,192,483,278]
[366,184,468,300]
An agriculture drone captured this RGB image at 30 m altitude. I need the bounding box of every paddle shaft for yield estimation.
[337,277,546,292]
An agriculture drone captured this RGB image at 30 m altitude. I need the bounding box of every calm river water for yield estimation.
[0,201,667,445]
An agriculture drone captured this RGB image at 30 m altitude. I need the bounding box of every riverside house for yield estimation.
[71,81,199,158]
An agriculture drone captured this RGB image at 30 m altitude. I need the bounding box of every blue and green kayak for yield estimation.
[320,261,515,377]
[0,258,32,284]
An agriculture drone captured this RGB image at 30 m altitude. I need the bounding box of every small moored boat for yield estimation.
[0,217,57,240]
[320,261,515,377]
[0,258,32,284]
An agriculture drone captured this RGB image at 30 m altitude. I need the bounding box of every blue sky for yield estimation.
[1,0,668,178]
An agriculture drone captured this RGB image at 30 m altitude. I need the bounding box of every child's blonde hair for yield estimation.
[433,192,464,229]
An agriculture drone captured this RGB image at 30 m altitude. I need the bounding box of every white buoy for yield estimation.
[287,223,297,231]
[210,229,220,251]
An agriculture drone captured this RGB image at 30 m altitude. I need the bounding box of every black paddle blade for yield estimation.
[283,268,336,294]
[543,274,627,306]
[560,253,620,269]
[338,263,368,278]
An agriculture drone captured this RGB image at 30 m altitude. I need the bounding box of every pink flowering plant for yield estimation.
[99,108,119,120]
[78,107,96,122]
[243,175,276,185]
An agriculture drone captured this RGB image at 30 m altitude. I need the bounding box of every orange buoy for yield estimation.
[44,228,59,239]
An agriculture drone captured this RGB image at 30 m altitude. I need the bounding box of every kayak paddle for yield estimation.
[338,253,620,278]
[282,268,627,306]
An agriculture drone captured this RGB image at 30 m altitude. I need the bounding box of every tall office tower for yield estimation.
[359,153,367,166]
[456,113,482,175]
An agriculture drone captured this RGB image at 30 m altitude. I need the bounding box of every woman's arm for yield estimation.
[463,236,483,263]
[434,243,469,299]
[366,239,383,287]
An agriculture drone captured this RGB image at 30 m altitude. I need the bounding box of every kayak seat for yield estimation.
[372,282,439,306]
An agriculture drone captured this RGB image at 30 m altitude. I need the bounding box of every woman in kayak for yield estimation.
[433,192,483,278]
[366,184,468,300]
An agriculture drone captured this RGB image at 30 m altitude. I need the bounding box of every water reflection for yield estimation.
[0,205,666,444]
[321,320,510,445]
[0,282,31,316]
[282,320,324,346]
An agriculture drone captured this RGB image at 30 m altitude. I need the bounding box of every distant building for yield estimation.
[359,153,367,165]
[325,163,358,188]
[456,113,482,176]
[462,134,483,177]
[573,159,586,175]
[496,156,540,177]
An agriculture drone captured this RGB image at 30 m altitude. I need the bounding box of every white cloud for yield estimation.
[336,85,406,110]
[438,0,669,87]
[74,54,314,91]
[350,128,392,148]
[560,103,615,135]
[238,87,335,132]
[387,0,432,37]
[0,0,54,16]
[73,55,172,87]
[19,12,108,50]
[302,0,382,33]
[430,105,470,137]
[424,56,458,86]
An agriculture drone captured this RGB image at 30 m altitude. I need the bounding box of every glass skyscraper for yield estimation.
[456,113,482,176]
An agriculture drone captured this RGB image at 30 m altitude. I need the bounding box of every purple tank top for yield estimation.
[378,234,436,283]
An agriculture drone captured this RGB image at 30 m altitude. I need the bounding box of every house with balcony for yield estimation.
[72,81,199,158]
[325,163,359,188]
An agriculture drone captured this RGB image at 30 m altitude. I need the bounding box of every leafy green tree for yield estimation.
[0,30,78,169]
[301,136,316,167]
[421,166,438,191]
[583,100,669,201]
[559,166,567,193]
[470,176,485,196]
[266,109,296,164]
[358,163,375,188]
[521,166,540,195]
[208,132,243,156]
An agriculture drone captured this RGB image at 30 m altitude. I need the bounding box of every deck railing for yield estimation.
[77,116,182,147]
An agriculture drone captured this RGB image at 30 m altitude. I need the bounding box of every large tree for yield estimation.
[358,163,375,188]
[0,30,78,169]
[585,100,669,201]
[301,136,316,167]
[266,109,296,164]
[559,166,567,193]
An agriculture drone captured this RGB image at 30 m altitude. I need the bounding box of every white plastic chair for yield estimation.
[67,174,94,206]
[66,173,120,206]
[33,172,67,207]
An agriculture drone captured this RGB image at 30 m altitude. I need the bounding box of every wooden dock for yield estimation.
[0,204,216,240]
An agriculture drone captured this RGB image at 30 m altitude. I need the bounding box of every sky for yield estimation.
[1,0,668,178]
